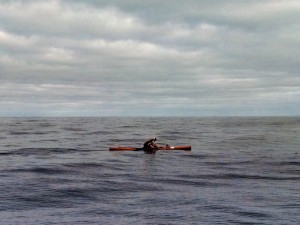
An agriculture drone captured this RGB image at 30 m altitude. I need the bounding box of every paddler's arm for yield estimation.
[152,142,159,149]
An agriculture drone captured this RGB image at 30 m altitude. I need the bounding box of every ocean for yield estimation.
[0,117,299,225]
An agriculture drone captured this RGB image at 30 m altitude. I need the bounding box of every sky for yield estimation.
[1,0,300,117]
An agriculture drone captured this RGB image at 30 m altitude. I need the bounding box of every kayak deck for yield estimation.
[109,145,191,151]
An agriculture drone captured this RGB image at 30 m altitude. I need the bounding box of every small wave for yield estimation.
[62,127,86,132]
[226,173,299,181]
[84,131,113,135]
[180,154,208,159]
[153,177,224,187]
[120,125,139,128]
[0,152,13,156]
[274,161,300,166]
[18,166,74,174]
[5,166,74,176]
[9,131,29,135]
[6,188,87,210]
[231,135,268,141]
[11,148,78,156]
[37,122,57,128]
[9,131,52,135]
[54,188,96,200]
[30,139,60,143]
[204,160,253,166]
[180,173,300,181]
[64,162,114,170]
[236,210,271,219]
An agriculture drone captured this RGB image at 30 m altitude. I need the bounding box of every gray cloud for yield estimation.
[1,0,300,116]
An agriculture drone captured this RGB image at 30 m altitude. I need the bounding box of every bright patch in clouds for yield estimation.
[0,0,300,116]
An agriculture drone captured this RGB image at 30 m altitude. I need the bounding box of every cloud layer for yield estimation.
[1,0,300,116]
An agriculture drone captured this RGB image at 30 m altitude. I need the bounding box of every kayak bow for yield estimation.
[109,145,191,151]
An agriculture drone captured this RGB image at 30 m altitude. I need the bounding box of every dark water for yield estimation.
[0,117,299,225]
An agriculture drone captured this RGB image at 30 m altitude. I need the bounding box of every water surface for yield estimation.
[0,117,299,224]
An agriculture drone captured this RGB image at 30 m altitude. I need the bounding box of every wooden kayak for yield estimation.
[109,145,191,151]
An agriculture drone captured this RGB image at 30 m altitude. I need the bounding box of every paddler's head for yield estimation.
[153,137,157,142]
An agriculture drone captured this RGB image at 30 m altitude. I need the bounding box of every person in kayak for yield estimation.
[143,137,159,154]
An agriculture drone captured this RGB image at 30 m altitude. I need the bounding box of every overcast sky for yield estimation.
[1,0,300,116]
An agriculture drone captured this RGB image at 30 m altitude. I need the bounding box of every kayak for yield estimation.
[109,145,191,151]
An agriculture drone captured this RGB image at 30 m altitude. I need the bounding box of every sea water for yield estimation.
[0,117,299,225]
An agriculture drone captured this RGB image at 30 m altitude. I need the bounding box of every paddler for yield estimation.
[143,137,159,154]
